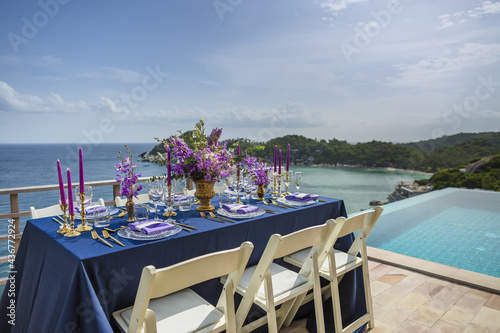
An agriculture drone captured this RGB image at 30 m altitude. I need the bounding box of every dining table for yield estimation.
[0,195,367,333]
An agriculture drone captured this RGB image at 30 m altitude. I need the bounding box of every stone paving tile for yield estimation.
[440,305,474,328]
[392,320,428,333]
[403,272,431,286]
[371,280,392,296]
[373,291,404,311]
[369,264,396,282]
[485,294,500,311]
[463,321,498,333]
[427,319,464,333]
[377,304,414,328]
[384,280,418,298]
[414,281,445,298]
[425,284,468,312]
[455,290,489,315]
[408,305,445,328]
[377,274,407,286]
[367,319,396,333]
[470,307,500,330]
[396,292,431,312]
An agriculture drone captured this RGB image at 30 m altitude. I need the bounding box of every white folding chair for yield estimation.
[229,218,345,333]
[30,198,105,219]
[113,241,253,333]
[284,206,383,333]
[115,193,150,207]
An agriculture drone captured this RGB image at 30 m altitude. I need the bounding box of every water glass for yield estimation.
[219,192,231,208]
[295,172,303,191]
[75,186,93,207]
[134,205,149,221]
[92,206,110,228]
[178,197,192,211]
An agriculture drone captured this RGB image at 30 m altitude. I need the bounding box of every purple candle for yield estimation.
[67,169,74,215]
[274,146,277,173]
[78,148,84,193]
[279,150,282,174]
[167,148,170,162]
[286,144,290,172]
[167,148,171,185]
[237,145,240,156]
[57,160,66,205]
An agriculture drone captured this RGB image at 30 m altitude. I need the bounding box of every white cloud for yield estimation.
[320,0,368,15]
[436,1,500,29]
[78,67,144,83]
[468,1,500,18]
[0,81,89,113]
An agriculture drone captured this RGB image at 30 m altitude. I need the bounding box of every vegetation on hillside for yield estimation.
[148,131,500,174]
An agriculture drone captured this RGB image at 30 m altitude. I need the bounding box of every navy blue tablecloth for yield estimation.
[0,196,365,333]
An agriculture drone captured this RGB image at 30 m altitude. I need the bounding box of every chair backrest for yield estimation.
[115,193,150,207]
[127,241,254,333]
[30,198,106,219]
[339,206,383,257]
[235,219,345,330]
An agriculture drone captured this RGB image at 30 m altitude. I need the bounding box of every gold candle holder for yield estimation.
[64,213,81,237]
[283,172,291,196]
[271,173,279,199]
[163,184,177,217]
[235,171,243,204]
[57,203,71,234]
[277,174,282,197]
[76,192,92,232]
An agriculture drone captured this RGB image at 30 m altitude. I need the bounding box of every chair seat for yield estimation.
[285,248,360,276]
[237,262,310,302]
[117,288,225,333]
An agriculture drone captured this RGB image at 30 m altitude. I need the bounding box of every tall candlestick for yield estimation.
[237,145,240,156]
[67,169,74,215]
[167,148,171,185]
[79,148,84,193]
[274,146,277,173]
[279,150,282,174]
[57,160,66,205]
[286,144,290,172]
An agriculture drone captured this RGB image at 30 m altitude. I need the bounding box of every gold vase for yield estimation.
[126,196,135,222]
[257,184,266,201]
[194,180,216,211]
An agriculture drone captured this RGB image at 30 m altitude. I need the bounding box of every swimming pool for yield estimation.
[366,188,500,278]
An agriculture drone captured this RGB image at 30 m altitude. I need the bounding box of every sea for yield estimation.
[0,143,429,285]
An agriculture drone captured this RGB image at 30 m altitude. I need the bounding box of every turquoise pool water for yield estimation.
[366,188,500,278]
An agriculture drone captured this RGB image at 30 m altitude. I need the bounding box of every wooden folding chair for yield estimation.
[229,218,345,333]
[30,198,105,218]
[112,241,253,333]
[284,206,383,333]
[115,193,150,207]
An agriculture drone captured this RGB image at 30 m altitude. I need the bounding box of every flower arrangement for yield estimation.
[161,119,234,182]
[116,145,143,198]
[243,155,271,186]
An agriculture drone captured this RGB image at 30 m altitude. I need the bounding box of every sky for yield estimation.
[0,0,499,144]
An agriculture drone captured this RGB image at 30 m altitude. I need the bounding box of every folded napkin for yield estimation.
[285,192,319,202]
[76,204,101,214]
[174,195,187,201]
[222,204,259,214]
[128,220,175,235]
[227,186,245,193]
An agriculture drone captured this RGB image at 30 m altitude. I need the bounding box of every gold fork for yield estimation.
[102,230,124,247]
[199,212,225,223]
[209,211,235,223]
[91,230,113,248]
[104,226,126,233]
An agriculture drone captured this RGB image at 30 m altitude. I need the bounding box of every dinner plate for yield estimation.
[217,207,266,219]
[277,197,317,206]
[117,224,181,241]
[75,207,120,220]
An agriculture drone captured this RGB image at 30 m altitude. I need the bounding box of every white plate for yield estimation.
[277,197,317,206]
[117,224,181,241]
[75,207,120,220]
[217,207,266,219]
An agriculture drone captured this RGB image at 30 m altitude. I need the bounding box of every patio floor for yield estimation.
[280,252,500,332]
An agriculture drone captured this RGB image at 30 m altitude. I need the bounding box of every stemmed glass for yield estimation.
[76,185,93,229]
[294,172,303,192]
[244,176,252,205]
[163,179,177,222]
[148,180,163,221]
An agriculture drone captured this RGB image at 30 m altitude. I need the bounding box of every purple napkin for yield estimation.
[128,219,175,235]
[174,195,187,201]
[222,204,259,214]
[227,186,245,192]
[285,192,319,202]
[76,205,100,214]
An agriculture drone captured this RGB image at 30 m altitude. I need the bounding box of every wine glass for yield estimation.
[244,176,252,205]
[148,181,163,221]
[294,172,302,192]
[284,171,292,194]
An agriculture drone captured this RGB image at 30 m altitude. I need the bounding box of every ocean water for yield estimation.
[0,143,428,284]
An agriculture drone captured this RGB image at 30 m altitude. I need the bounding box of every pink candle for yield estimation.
[78,148,84,193]
[67,169,74,215]
[167,163,171,186]
[278,150,282,174]
[57,160,66,205]
[274,146,277,173]
[237,145,240,156]
[286,144,290,172]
